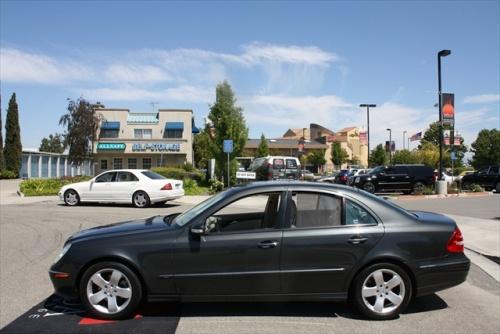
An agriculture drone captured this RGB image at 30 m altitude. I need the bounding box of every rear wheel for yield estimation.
[80,262,143,320]
[64,189,80,206]
[132,191,150,208]
[412,182,425,194]
[363,182,375,194]
[352,263,412,320]
[462,182,471,191]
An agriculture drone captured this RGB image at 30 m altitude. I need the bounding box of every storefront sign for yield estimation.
[97,143,126,150]
[132,143,181,152]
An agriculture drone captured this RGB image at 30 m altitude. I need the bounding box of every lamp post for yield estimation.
[403,131,407,150]
[360,104,376,166]
[438,49,451,180]
[386,128,392,164]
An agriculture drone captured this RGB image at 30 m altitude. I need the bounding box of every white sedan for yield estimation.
[59,169,184,208]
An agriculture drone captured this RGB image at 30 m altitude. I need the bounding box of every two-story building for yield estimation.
[93,108,199,174]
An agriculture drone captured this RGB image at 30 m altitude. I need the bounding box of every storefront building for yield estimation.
[20,149,93,179]
[93,108,198,174]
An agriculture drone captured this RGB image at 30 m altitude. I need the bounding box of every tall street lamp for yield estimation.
[386,128,392,165]
[403,131,407,150]
[360,104,376,166]
[438,49,451,180]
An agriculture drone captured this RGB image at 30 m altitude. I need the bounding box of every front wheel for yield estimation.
[132,191,150,208]
[412,181,425,194]
[352,263,412,320]
[363,182,376,194]
[80,262,143,320]
[64,189,80,206]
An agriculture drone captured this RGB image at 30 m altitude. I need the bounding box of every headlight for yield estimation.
[55,243,71,263]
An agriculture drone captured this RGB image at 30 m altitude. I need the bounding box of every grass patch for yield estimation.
[20,176,92,196]
[182,178,209,196]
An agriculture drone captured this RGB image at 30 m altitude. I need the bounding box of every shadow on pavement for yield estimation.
[0,293,449,333]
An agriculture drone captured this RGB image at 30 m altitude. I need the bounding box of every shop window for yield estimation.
[156,158,164,167]
[134,129,153,139]
[100,129,119,138]
[128,158,137,169]
[113,158,123,169]
[164,129,183,139]
[143,158,152,169]
[100,159,108,170]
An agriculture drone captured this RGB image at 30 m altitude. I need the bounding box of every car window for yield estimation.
[385,167,396,175]
[273,159,285,169]
[208,192,282,233]
[489,166,499,174]
[289,192,341,228]
[477,167,489,175]
[117,172,139,182]
[395,166,408,174]
[141,171,166,179]
[95,172,116,183]
[286,159,298,168]
[345,200,377,225]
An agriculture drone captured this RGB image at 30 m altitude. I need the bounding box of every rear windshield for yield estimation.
[141,171,166,180]
[286,159,298,168]
[273,159,285,169]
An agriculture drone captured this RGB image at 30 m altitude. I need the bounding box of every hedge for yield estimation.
[20,176,92,196]
[151,167,205,184]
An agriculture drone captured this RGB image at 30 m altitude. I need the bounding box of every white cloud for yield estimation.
[241,43,338,66]
[0,48,94,84]
[463,94,500,104]
[104,64,171,84]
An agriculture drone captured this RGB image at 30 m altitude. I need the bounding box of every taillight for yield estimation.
[161,183,172,190]
[447,227,464,253]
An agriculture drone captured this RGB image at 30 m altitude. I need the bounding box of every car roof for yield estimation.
[230,180,360,194]
[98,169,148,173]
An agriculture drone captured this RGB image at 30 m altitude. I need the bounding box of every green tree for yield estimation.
[256,133,269,158]
[0,96,4,172]
[193,130,213,169]
[415,142,442,168]
[421,121,467,166]
[39,133,65,153]
[307,150,327,171]
[393,149,419,164]
[369,144,388,166]
[206,81,249,186]
[4,93,22,176]
[470,129,500,169]
[330,141,348,169]
[59,98,101,165]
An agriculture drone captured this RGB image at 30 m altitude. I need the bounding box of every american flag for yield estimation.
[410,132,422,141]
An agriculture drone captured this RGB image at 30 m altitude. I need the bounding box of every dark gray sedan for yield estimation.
[50,182,469,320]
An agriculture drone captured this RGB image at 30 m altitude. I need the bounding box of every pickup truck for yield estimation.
[461,166,500,192]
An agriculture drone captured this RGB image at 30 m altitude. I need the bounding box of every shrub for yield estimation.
[421,186,435,195]
[0,170,18,179]
[20,176,92,196]
[151,167,205,184]
[470,184,484,192]
[182,178,209,196]
[209,179,225,194]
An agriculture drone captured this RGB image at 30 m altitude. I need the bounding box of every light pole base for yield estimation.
[436,180,448,195]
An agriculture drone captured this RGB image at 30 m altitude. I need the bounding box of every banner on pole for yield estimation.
[442,93,455,126]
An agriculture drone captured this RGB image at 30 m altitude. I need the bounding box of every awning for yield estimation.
[101,121,120,130]
[192,118,200,134]
[165,122,184,130]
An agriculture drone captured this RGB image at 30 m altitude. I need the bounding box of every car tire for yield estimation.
[496,183,500,193]
[64,189,80,206]
[352,262,412,320]
[80,261,143,320]
[363,182,376,194]
[132,191,150,208]
[412,182,425,195]
[462,182,471,191]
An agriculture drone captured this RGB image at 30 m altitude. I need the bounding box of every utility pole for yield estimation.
[386,128,392,165]
[360,104,376,166]
[438,50,451,180]
[403,131,407,150]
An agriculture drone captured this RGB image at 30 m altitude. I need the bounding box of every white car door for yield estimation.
[88,171,117,201]
[112,171,140,202]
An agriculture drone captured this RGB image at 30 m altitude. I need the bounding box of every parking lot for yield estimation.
[0,193,499,333]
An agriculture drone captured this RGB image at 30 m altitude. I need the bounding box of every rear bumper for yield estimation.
[415,254,470,297]
[149,189,185,203]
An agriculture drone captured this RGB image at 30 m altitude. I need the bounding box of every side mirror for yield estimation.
[190,222,205,235]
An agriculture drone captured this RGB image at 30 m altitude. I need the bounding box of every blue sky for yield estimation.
[1,0,499,152]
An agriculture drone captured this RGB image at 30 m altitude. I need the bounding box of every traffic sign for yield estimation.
[451,151,457,160]
[223,139,233,153]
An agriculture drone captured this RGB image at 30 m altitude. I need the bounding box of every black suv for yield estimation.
[461,166,500,192]
[353,164,435,194]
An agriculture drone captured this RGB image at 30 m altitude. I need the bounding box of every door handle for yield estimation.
[258,240,280,249]
[348,236,368,244]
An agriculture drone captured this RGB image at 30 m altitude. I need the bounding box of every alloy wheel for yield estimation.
[134,192,148,208]
[86,268,132,315]
[65,190,79,206]
[361,268,405,315]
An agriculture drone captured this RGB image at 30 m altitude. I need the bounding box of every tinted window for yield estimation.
[489,166,499,174]
[345,200,377,225]
[394,166,408,174]
[385,167,396,175]
[286,159,298,168]
[477,167,489,175]
[209,193,281,233]
[290,192,341,228]
[95,172,116,183]
[273,159,285,169]
[117,172,139,182]
[141,171,166,180]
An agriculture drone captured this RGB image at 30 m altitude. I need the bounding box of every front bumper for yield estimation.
[49,262,80,302]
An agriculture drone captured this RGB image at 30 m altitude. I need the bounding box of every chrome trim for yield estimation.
[419,261,469,269]
[160,267,345,279]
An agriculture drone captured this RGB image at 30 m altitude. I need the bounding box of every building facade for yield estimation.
[93,108,198,174]
[20,149,93,178]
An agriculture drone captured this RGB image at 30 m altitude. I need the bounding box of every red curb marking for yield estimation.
[78,314,142,326]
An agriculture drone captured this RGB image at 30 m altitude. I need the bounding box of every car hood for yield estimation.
[61,181,90,190]
[67,214,180,243]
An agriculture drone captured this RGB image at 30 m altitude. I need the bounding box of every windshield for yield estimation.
[173,191,228,226]
[141,171,166,180]
[369,166,385,174]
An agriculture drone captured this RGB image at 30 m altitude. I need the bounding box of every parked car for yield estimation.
[50,181,470,321]
[353,164,435,194]
[347,169,371,186]
[441,171,459,186]
[335,169,351,184]
[300,169,315,181]
[317,171,339,183]
[461,166,500,191]
[249,156,301,181]
[456,170,474,183]
[59,169,184,208]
